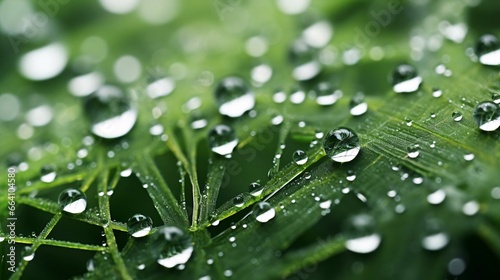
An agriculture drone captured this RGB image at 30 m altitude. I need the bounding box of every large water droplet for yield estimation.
[344,214,381,254]
[253,202,276,223]
[18,43,68,81]
[391,64,422,93]
[472,101,500,131]
[293,150,308,165]
[349,92,368,116]
[40,165,57,183]
[155,226,193,268]
[289,39,321,81]
[214,76,255,118]
[127,214,153,238]
[84,85,138,139]
[323,127,361,163]
[475,34,500,66]
[208,125,238,157]
[58,189,87,214]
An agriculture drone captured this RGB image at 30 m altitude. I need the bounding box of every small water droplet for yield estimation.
[22,246,34,261]
[407,144,420,159]
[253,202,276,223]
[314,82,342,106]
[427,189,446,205]
[475,34,500,66]
[432,87,443,98]
[391,64,422,93]
[448,258,466,276]
[84,85,137,139]
[302,21,333,48]
[120,168,132,177]
[155,226,193,268]
[147,76,175,98]
[127,214,153,238]
[40,165,57,183]
[249,182,263,196]
[68,72,104,97]
[290,88,306,104]
[251,64,273,84]
[345,214,381,254]
[422,232,449,251]
[473,101,500,131]
[58,189,87,214]
[149,123,164,136]
[462,200,479,216]
[271,114,284,126]
[208,125,238,157]
[233,194,245,207]
[349,93,368,116]
[346,170,356,181]
[323,127,361,163]
[273,90,287,103]
[289,39,321,81]
[293,150,308,165]
[463,153,475,161]
[452,111,463,122]
[214,76,255,118]
[492,93,500,104]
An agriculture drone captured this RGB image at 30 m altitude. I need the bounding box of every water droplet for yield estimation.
[427,189,446,205]
[147,76,175,99]
[113,55,142,83]
[68,72,105,97]
[302,21,333,48]
[346,170,356,181]
[208,125,238,157]
[127,214,153,238]
[249,182,263,196]
[452,111,463,122]
[289,39,321,81]
[492,93,500,104]
[84,85,138,139]
[422,232,449,251]
[273,90,287,104]
[149,123,164,136]
[319,199,332,210]
[491,187,500,199]
[155,226,193,268]
[323,127,361,163]
[58,189,87,214]
[22,247,34,261]
[293,150,308,165]
[233,194,245,207]
[120,168,132,177]
[271,114,284,126]
[190,116,208,130]
[475,34,500,66]
[345,214,381,254]
[432,87,443,98]
[462,200,479,216]
[26,105,53,127]
[40,165,57,183]
[463,153,475,161]
[251,64,273,84]
[253,202,276,223]
[214,76,255,118]
[439,21,467,43]
[349,93,368,116]
[315,82,342,106]
[19,43,68,81]
[448,258,466,276]
[473,101,500,131]
[290,88,306,104]
[407,144,420,159]
[391,64,422,93]
[277,0,310,15]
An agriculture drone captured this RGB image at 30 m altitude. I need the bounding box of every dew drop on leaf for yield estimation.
[84,85,138,139]
[391,64,422,93]
[233,194,245,207]
[58,189,87,214]
[492,93,500,104]
[407,144,420,159]
[68,72,104,97]
[421,232,449,251]
[314,82,342,106]
[432,87,443,98]
[427,189,446,205]
[349,92,368,116]
[344,214,381,254]
[155,226,194,268]
[249,182,263,196]
[289,39,321,81]
[323,127,361,163]
[462,200,479,216]
[208,124,238,157]
[40,165,57,183]
[452,111,463,122]
[472,101,500,131]
[127,214,153,238]
[346,170,356,182]
[475,34,500,66]
[146,76,175,99]
[22,246,34,261]
[253,202,276,223]
[214,76,255,118]
[149,123,164,136]
[293,150,308,165]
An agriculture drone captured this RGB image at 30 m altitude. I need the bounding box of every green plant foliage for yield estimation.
[1,0,500,279]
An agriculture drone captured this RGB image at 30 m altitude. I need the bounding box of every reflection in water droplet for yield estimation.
[391,64,422,93]
[58,189,87,214]
[155,226,193,268]
[215,77,255,118]
[127,214,153,238]
[407,144,420,159]
[293,150,308,165]
[349,92,368,116]
[253,202,275,223]
[208,125,238,157]
[473,101,500,131]
[427,189,446,205]
[233,194,245,207]
[84,85,138,139]
[323,127,361,163]
[40,165,57,183]
[19,43,68,81]
[249,182,263,196]
[475,34,500,66]
[452,111,463,122]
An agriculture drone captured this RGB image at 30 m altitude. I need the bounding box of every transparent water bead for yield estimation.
[407,144,420,159]
[289,39,321,81]
[391,64,422,93]
[208,125,238,157]
[432,87,443,98]
[22,246,34,261]
[253,202,276,223]
[147,76,175,99]
[127,214,153,238]
[214,76,255,118]
[452,111,463,122]
[323,127,361,163]
[155,226,193,268]
[249,182,263,196]
[422,232,449,251]
[473,101,500,131]
[84,85,138,139]
[315,82,342,106]
[302,21,333,48]
[19,43,68,81]
[68,72,104,97]
[427,189,446,205]
[346,170,356,182]
[233,194,245,207]
[293,150,308,165]
[58,189,87,214]
[40,165,57,183]
[492,93,500,104]
[345,214,381,254]
[475,34,500,66]
[349,92,368,116]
